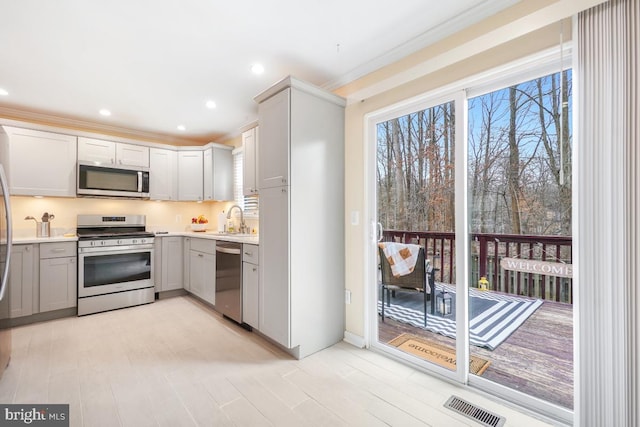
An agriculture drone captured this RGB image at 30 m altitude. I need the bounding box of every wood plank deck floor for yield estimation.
[378,298,574,409]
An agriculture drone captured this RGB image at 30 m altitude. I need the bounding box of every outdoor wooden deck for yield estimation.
[378,298,574,409]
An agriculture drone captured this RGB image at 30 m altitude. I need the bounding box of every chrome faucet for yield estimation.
[226,204,246,233]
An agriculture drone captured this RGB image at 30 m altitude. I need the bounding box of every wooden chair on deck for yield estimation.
[379,245,436,326]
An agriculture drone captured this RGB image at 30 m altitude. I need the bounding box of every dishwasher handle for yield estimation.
[216,245,241,255]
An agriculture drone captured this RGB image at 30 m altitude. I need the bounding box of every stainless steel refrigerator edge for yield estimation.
[0,160,13,380]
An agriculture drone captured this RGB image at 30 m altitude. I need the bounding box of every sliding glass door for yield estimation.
[368,57,574,422]
[466,69,574,415]
[371,92,467,381]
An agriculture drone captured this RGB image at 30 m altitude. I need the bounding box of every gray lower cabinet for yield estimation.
[161,237,183,291]
[242,244,259,329]
[39,242,77,312]
[183,237,191,291]
[189,238,215,305]
[8,244,35,318]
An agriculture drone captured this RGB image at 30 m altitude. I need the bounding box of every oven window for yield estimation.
[83,252,151,287]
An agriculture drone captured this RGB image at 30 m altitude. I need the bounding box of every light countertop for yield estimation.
[12,231,259,245]
[13,235,79,244]
[161,231,259,245]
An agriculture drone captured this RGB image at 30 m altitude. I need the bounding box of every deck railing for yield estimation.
[382,230,573,304]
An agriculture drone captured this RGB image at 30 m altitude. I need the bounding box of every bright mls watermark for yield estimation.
[0,405,69,426]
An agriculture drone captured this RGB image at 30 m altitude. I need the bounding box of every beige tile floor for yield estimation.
[0,296,556,426]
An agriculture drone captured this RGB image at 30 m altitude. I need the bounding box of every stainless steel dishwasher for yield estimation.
[215,241,242,323]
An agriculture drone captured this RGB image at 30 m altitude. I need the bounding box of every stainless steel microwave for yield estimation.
[77,162,149,198]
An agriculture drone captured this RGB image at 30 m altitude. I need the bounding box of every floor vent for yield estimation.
[444,396,506,427]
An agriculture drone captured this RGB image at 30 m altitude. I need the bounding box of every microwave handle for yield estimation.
[137,171,142,192]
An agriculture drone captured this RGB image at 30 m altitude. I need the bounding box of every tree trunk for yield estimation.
[508,87,522,234]
[391,119,406,229]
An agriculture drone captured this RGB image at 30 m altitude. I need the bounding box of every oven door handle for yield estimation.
[79,244,154,254]
[137,171,143,192]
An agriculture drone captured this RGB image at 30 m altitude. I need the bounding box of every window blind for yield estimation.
[232,148,259,216]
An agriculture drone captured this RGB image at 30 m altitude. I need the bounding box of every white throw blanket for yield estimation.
[378,242,421,277]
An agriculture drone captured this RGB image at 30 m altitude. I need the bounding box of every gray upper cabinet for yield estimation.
[78,137,149,168]
[242,126,259,196]
[203,146,233,201]
[177,151,203,201]
[258,90,290,190]
[0,126,77,197]
[149,147,178,201]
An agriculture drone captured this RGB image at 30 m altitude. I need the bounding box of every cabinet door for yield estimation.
[183,238,191,290]
[203,148,213,201]
[9,245,34,318]
[259,186,290,347]
[204,148,233,201]
[116,143,149,167]
[258,89,290,189]
[40,257,77,312]
[78,137,116,164]
[161,237,183,291]
[242,261,259,329]
[178,151,203,201]
[189,250,215,304]
[3,127,77,197]
[154,238,162,292]
[242,127,258,195]
[149,148,178,200]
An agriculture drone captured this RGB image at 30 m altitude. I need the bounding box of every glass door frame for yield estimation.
[364,90,469,385]
[363,46,574,424]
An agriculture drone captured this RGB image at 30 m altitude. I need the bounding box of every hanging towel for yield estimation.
[378,242,421,277]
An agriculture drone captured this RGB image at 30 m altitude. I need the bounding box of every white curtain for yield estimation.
[576,0,639,426]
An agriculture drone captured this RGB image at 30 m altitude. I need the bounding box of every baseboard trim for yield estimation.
[343,331,366,348]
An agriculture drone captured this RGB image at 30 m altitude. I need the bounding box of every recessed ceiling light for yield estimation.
[99,109,111,117]
[0,88,8,96]
[177,125,186,131]
[251,63,265,75]
[205,100,216,109]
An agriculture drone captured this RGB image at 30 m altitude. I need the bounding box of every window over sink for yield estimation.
[233,148,258,217]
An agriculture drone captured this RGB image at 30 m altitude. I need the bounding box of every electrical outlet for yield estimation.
[345,289,351,304]
[176,215,182,223]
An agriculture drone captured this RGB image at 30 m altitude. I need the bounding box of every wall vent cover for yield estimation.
[444,395,506,427]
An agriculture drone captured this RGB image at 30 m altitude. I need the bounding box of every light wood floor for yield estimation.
[0,296,556,426]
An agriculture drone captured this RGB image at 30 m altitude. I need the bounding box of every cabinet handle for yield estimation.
[111,158,114,164]
[198,253,204,258]
[25,246,30,252]
[70,259,75,264]
[252,267,257,272]
[52,248,66,253]
[244,252,251,256]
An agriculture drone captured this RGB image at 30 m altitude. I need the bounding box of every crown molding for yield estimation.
[322,0,521,92]
[0,105,216,146]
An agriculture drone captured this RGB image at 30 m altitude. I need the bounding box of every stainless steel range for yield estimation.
[76,214,154,316]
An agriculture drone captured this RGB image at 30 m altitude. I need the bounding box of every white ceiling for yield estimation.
[0,0,518,143]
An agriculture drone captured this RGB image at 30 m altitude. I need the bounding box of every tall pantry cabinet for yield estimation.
[255,76,345,359]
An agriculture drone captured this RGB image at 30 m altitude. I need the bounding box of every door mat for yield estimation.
[388,333,491,375]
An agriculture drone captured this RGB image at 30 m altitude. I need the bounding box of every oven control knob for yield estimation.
[90,241,96,247]
[118,239,122,245]
[101,241,106,246]
[141,238,146,244]
[133,239,138,244]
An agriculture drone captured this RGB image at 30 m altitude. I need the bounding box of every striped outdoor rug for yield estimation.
[378,284,543,350]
